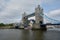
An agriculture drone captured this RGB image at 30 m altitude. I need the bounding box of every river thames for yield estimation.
[0,28,60,40]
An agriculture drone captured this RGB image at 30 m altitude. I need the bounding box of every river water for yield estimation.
[0,28,60,40]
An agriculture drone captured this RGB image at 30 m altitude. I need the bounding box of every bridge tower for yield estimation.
[22,12,28,25]
[34,5,43,28]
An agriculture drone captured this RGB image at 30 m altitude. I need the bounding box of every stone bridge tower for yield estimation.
[22,12,28,25]
[34,5,43,28]
[35,5,43,24]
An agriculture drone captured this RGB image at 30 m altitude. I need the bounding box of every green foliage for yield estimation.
[8,24,13,26]
[0,23,5,26]
[0,23,13,27]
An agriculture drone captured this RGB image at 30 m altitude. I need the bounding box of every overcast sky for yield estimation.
[0,0,60,24]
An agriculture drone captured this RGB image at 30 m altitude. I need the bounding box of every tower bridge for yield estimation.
[22,5,43,29]
[21,5,60,29]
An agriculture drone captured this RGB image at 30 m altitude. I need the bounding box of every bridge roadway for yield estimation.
[40,24,60,28]
[40,24,60,25]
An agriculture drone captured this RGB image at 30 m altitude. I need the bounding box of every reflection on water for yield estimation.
[0,29,60,40]
[21,30,45,40]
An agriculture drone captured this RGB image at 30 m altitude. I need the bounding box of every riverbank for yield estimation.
[0,26,13,29]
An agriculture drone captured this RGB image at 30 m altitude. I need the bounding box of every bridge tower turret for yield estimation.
[22,12,28,25]
[35,5,43,24]
[34,5,43,28]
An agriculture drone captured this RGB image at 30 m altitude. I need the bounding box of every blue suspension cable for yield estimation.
[40,13,60,23]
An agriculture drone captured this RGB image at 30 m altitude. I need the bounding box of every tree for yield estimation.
[0,23,5,26]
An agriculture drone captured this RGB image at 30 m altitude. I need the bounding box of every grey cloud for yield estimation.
[0,9,22,19]
[44,9,60,23]
[0,0,10,12]
[0,0,60,24]
[0,19,21,24]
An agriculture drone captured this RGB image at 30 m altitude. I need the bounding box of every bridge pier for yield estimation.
[40,24,47,30]
[32,23,40,29]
